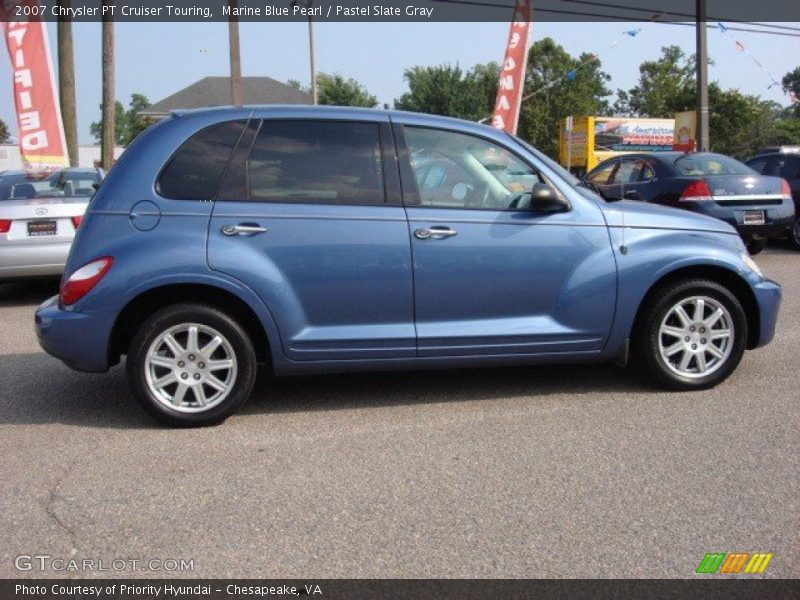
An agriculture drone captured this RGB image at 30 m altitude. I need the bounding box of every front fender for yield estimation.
[602,227,759,358]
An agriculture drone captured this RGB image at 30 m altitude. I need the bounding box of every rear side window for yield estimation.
[158,120,245,200]
[245,120,385,205]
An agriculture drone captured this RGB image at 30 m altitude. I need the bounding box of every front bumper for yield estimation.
[751,278,782,348]
[35,295,115,373]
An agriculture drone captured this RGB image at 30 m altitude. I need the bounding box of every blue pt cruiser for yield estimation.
[35,107,781,426]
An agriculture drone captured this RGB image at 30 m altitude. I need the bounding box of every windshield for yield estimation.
[674,154,756,176]
[507,133,581,186]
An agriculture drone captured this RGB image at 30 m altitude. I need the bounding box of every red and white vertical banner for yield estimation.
[1,0,69,171]
[491,0,533,134]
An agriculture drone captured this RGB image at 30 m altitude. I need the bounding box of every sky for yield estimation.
[0,20,797,144]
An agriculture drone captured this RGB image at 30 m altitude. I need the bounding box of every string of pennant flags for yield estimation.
[510,9,797,110]
[716,22,796,104]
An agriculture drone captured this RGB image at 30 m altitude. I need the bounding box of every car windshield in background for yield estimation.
[0,170,99,200]
[0,173,52,200]
[674,154,756,176]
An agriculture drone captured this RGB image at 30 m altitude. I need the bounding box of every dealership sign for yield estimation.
[1,0,69,171]
[491,0,532,135]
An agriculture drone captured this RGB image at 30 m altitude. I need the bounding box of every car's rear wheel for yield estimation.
[636,279,747,390]
[746,239,766,255]
[127,304,257,426]
[791,217,800,250]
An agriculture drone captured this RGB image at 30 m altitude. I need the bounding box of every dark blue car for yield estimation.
[584,152,796,255]
[35,107,781,426]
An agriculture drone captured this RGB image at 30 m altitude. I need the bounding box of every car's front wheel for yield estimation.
[127,304,257,426]
[636,279,748,390]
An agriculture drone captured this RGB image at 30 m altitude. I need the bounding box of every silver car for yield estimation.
[0,167,103,280]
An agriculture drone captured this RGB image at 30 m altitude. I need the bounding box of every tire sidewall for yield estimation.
[640,280,748,390]
[127,304,257,426]
[791,217,800,250]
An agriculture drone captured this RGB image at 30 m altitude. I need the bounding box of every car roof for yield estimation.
[0,167,99,176]
[170,104,501,135]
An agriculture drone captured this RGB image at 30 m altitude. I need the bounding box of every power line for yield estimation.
[426,0,800,38]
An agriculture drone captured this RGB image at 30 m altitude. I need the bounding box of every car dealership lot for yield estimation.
[0,247,798,579]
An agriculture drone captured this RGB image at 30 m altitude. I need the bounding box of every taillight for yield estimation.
[0,219,10,233]
[680,179,713,202]
[71,215,82,229]
[781,178,792,197]
[60,257,114,305]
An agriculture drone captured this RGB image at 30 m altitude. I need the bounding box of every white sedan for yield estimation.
[0,167,103,281]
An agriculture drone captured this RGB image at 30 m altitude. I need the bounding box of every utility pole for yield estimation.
[696,0,710,152]
[57,0,78,167]
[101,3,115,171]
[291,0,317,104]
[307,6,317,105]
[228,0,243,105]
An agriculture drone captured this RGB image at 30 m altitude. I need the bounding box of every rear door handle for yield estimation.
[221,224,267,236]
[414,226,458,240]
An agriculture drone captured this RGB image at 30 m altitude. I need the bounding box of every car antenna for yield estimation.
[619,204,628,255]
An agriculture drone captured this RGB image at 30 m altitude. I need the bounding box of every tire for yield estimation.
[746,239,766,255]
[635,279,748,391]
[126,304,257,426]
[791,217,800,251]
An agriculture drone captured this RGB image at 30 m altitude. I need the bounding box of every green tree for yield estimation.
[0,119,10,144]
[782,66,800,117]
[616,47,799,158]
[317,73,378,108]
[517,38,612,158]
[90,93,151,146]
[393,63,500,121]
[614,45,695,117]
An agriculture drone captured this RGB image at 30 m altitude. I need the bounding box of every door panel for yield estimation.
[397,124,616,358]
[207,118,415,361]
[407,208,616,356]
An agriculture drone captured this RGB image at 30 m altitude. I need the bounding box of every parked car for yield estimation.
[745,152,800,249]
[0,167,104,281]
[35,107,781,426]
[583,152,795,255]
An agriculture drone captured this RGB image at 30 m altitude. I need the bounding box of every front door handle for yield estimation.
[414,226,458,240]
[221,224,267,236]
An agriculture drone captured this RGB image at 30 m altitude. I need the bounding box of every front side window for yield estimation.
[404,126,544,210]
[587,161,617,184]
[158,120,246,200]
[245,120,385,205]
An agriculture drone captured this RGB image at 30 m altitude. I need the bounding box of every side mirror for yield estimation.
[531,182,569,213]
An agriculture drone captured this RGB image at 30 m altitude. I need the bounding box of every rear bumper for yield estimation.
[751,278,782,349]
[0,242,70,279]
[35,295,114,373]
[687,200,795,241]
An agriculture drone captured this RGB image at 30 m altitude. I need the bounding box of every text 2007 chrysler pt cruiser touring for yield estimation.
[35,107,781,426]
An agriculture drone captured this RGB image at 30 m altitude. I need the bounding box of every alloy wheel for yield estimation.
[657,295,734,379]
[144,323,238,412]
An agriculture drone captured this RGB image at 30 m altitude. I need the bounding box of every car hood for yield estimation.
[598,199,737,234]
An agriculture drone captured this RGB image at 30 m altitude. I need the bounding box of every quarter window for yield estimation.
[403,126,544,210]
[158,120,246,200]
[245,120,385,205]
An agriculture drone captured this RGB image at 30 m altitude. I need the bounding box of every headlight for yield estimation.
[741,252,763,277]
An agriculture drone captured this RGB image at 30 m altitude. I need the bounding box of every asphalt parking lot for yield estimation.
[0,246,797,579]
